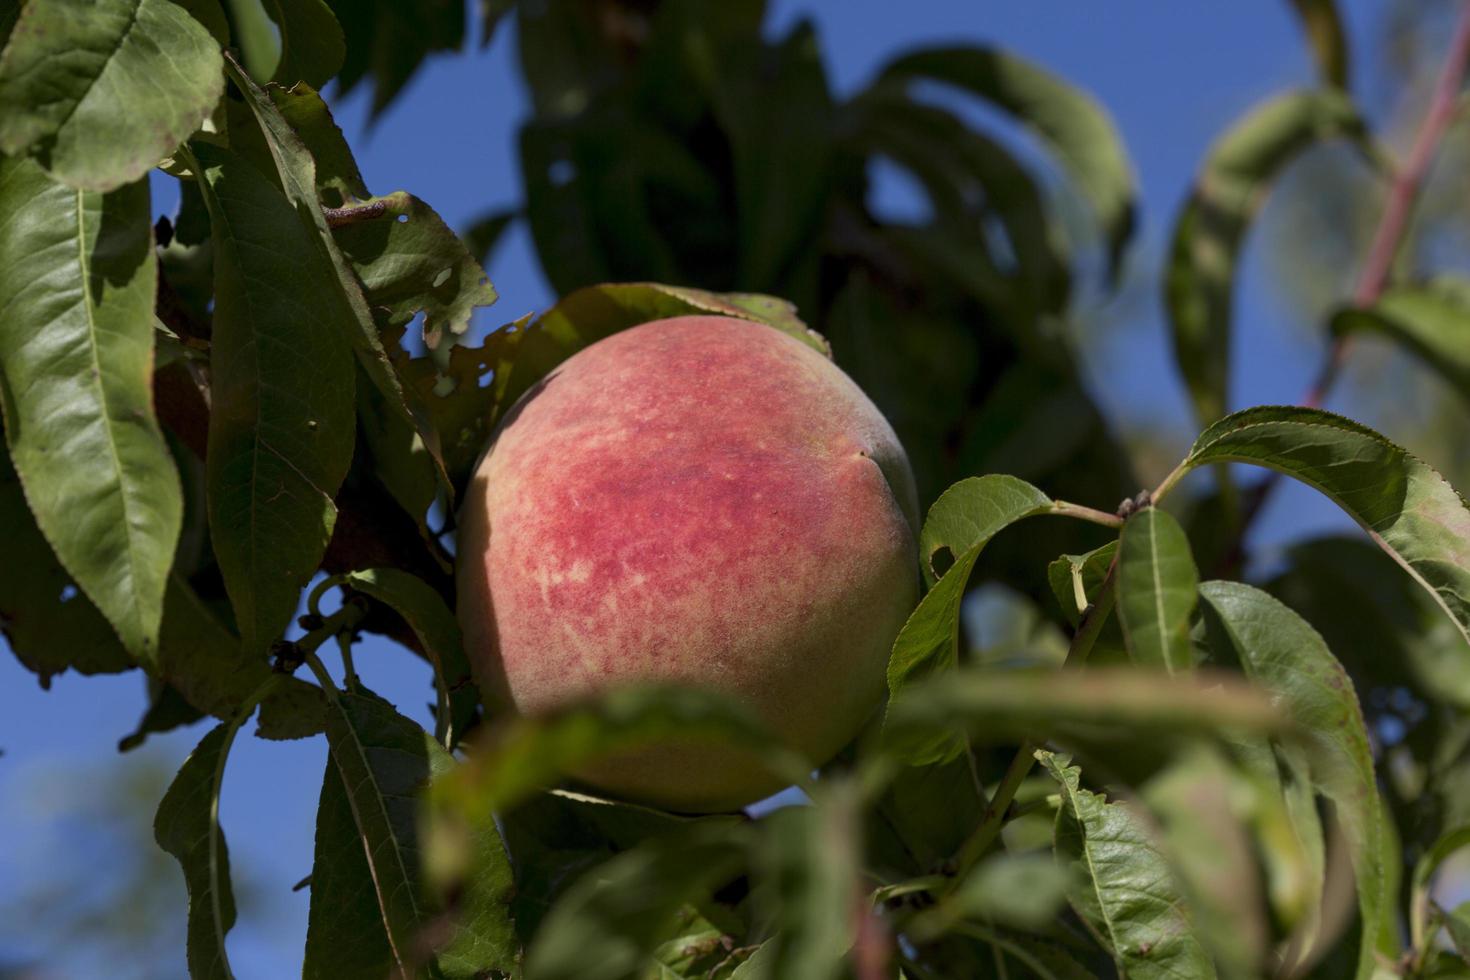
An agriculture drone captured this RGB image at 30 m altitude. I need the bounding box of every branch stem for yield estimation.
[1051,500,1125,529]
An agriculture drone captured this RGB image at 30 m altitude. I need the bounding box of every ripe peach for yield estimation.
[457,315,919,812]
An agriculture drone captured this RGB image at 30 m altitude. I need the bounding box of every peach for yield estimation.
[456,315,919,812]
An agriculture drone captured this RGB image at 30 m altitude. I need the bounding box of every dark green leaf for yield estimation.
[120,680,206,751]
[524,821,750,980]
[314,690,517,978]
[910,852,1072,940]
[266,82,369,206]
[1117,507,1198,673]
[1165,91,1365,423]
[1197,581,1385,979]
[355,370,439,534]
[331,191,498,354]
[191,140,356,656]
[433,685,803,824]
[1331,279,1470,406]
[1183,406,1470,648]
[155,724,240,980]
[884,667,1286,763]
[328,0,465,116]
[0,157,181,661]
[0,0,224,190]
[1289,0,1350,88]
[1039,750,1215,979]
[1047,540,1117,626]
[869,753,985,877]
[884,476,1055,764]
[260,0,345,88]
[753,783,861,980]
[877,46,1137,278]
[341,568,479,748]
[463,207,516,268]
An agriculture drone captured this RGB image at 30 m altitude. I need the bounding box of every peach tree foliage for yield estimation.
[2,0,1470,978]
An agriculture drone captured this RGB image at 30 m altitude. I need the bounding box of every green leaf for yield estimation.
[432,685,803,825]
[876,46,1137,278]
[0,440,133,680]
[910,852,1072,940]
[1411,827,1470,955]
[753,783,862,980]
[1183,406,1470,648]
[340,568,479,748]
[524,821,750,980]
[1165,91,1365,423]
[332,191,498,354]
[307,691,515,978]
[1197,581,1385,979]
[1445,903,1470,964]
[154,724,241,980]
[191,140,356,656]
[1117,507,1198,673]
[314,689,516,978]
[1038,750,1216,980]
[327,0,466,117]
[884,476,1055,763]
[1331,279,1470,406]
[355,370,439,534]
[0,157,181,661]
[1046,541,1128,665]
[883,667,1286,763]
[0,0,223,190]
[1289,0,1350,89]
[266,82,369,206]
[868,753,986,876]
[260,0,345,88]
[463,207,516,268]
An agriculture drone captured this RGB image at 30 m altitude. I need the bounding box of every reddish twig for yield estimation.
[1228,1,1470,562]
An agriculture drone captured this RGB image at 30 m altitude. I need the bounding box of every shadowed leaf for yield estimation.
[1331,279,1470,407]
[261,0,345,88]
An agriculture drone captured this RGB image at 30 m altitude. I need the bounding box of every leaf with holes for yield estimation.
[0,0,224,190]
[192,141,356,656]
[0,157,181,662]
[155,724,241,980]
[883,475,1054,764]
[1117,508,1198,673]
[1165,91,1365,423]
[1183,406,1470,648]
[1039,750,1216,979]
[1331,279,1470,407]
[1197,582,1386,978]
[876,45,1136,279]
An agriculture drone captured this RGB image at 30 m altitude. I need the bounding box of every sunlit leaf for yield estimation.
[1331,279,1470,407]
[524,822,751,980]
[155,724,240,980]
[1182,406,1470,648]
[0,157,181,661]
[1197,581,1385,979]
[191,141,356,656]
[877,46,1137,279]
[1289,0,1350,89]
[0,0,224,190]
[1165,91,1364,423]
[340,568,479,748]
[1117,507,1198,673]
[1039,750,1216,979]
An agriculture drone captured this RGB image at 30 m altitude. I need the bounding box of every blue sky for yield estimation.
[0,2,1431,975]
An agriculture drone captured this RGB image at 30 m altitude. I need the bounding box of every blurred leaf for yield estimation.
[0,0,223,190]
[327,0,465,116]
[869,753,985,876]
[884,667,1287,763]
[308,691,515,978]
[884,475,1054,764]
[332,191,498,353]
[154,724,240,980]
[1289,0,1351,88]
[1445,903,1470,964]
[341,568,479,748]
[645,904,752,979]
[0,419,134,681]
[1165,91,1364,423]
[0,157,181,661]
[708,20,833,295]
[1142,743,1267,978]
[752,783,862,980]
[524,821,751,980]
[911,852,1072,939]
[463,207,517,267]
[877,46,1137,278]
[434,684,803,824]
[1117,508,1198,673]
[1197,582,1385,979]
[192,140,356,656]
[1182,406,1470,648]
[1038,750,1216,979]
[260,0,345,88]
[1411,827,1470,953]
[1331,279,1470,406]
